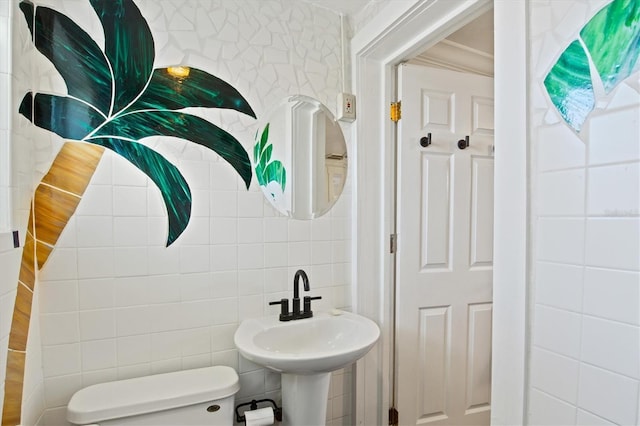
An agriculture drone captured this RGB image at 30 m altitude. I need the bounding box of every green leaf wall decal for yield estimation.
[544,40,595,132]
[544,0,640,132]
[581,0,640,93]
[20,92,105,140]
[87,137,191,245]
[18,2,34,35]
[89,0,155,114]
[132,68,256,118]
[22,5,113,116]
[94,110,253,188]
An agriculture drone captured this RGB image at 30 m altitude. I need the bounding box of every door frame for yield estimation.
[350,1,528,425]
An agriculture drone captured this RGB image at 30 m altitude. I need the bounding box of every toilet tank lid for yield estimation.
[67,366,239,424]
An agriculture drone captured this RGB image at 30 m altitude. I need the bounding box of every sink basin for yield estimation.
[234,310,380,374]
[234,310,380,426]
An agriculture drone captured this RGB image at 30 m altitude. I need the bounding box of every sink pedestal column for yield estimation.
[281,372,331,426]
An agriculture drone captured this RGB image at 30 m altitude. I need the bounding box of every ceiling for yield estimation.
[411,9,494,76]
[444,9,494,56]
[304,1,494,76]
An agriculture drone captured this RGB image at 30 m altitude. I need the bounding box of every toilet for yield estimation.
[66,366,240,425]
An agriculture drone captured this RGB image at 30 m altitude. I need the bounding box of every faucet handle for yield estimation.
[302,296,322,317]
[269,299,292,321]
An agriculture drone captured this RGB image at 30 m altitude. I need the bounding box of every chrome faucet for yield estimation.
[268,269,321,321]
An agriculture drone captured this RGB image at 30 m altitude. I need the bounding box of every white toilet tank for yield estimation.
[67,366,239,425]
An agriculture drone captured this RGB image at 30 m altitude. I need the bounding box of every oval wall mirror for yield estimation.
[254,95,348,219]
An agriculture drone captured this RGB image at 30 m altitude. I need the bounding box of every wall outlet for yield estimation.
[337,93,356,122]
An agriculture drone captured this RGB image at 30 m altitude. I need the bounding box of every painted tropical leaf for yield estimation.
[131,67,256,116]
[580,0,640,93]
[87,137,191,244]
[544,0,640,132]
[20,3,113,115]
[17,0,255,246]
[94,110,253,189]
[254,124,286,192]
[543,40,595,132]
[89,0,155,114]
[19,92,106,140]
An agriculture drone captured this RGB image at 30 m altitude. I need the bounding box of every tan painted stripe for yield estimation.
[33,185,82,248]
[2,142,104,425]
[35,240,54,270]
[7,284,33,352]
[17,232,35,292]
[1,351,25,426]
[33,142,104,263]
[41,142,104,196]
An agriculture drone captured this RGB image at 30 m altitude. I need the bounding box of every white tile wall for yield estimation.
[577,364,639,426]
[580,316,639,379]
[528,389,577,425]
[535,123,586,172]
[583,268,640,325]
[532,305,582,359]
[588,163,640,216]
[39,280,78,314]
[530,347,580,404]
[535,218,585,264]
[536,169,585,216]
[589,106,640,165]
[585,218,640,270]
[528,1,640,425]
[575,409,617,426]
[534,262,583,312]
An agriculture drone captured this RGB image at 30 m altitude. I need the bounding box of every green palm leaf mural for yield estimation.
[19,0,255,245]
[544,0,639,132]
[3,1,256,424]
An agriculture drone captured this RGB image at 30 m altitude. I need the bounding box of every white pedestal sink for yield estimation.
[234,310,380,426]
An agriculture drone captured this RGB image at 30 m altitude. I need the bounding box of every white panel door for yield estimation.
[396,64,494,425]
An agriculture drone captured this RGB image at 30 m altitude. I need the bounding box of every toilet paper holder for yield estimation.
[235,398,282,423]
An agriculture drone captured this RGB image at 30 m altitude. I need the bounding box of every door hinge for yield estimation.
[389,407,399,425]
[390,101,401,122]
[390,233,397,254]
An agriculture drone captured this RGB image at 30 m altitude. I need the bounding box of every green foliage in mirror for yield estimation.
[254,124,287,197]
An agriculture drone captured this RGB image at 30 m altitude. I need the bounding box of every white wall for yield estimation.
[4,0,355,424]
[0,0,14,414]
[1,0,47,423]
[527,1,640,425]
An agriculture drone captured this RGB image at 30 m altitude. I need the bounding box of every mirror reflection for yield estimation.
[254,95,347,219]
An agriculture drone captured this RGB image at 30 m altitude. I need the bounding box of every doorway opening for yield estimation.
[392,10,495,425]
[351,1,528,425]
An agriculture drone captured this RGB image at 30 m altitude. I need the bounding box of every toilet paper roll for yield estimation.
[244,407,274,426]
